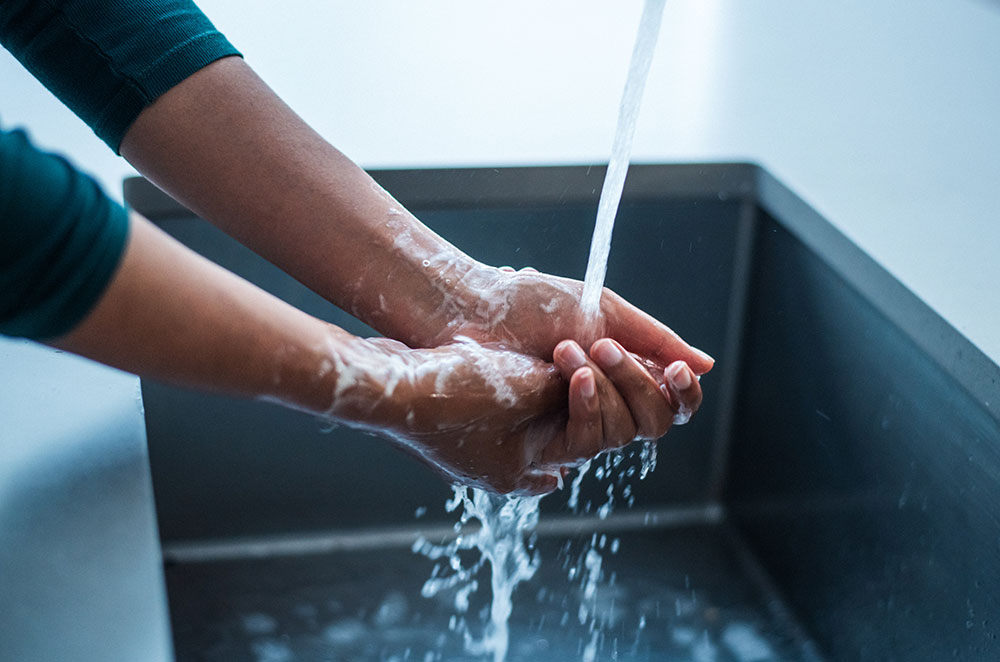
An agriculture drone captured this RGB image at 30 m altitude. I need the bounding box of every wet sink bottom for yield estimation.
[164,522,820,662]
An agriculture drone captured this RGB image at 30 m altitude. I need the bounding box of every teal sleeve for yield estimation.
[0,0,241,152]
[0,127,129,340]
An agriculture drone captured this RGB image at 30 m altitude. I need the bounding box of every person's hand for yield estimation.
[416,264,712,445]
[111,55,708,468]
[537,338,703,466]
[322,334,655,495]
[436,265,713,372]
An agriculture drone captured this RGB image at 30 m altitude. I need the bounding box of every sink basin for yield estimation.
[124,163,1000,661]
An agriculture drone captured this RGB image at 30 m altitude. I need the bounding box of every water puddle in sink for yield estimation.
[166,522,803,662]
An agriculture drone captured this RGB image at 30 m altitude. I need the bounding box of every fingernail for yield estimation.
[580,369,596,399]
[594,340,623,366]
[668,362,692,390]
[692,346,714,364]
[562,342,587,369]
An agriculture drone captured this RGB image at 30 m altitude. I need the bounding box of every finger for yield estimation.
[567,367,602,459]
[591,338,675,440]
[499,265,516,273]
[664,360,702,425]
[553,340,636,450]
[538,367,602,466]
[518,266,539,273]
[604,291,715,375]
[512,469,560,496]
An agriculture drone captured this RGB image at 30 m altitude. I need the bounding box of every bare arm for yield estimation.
[56,212,676,494]
[119,57,464,348]
[119,56,710,445]
[54,212,360,416]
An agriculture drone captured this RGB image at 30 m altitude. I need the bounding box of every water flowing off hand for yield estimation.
[417,2,668,660]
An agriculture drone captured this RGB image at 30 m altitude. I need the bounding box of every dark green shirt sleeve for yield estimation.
[0,0,242,339]
[0,0,241,152]
[0,128,129,340]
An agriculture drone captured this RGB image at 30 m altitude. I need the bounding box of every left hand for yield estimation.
[323,335,639,495]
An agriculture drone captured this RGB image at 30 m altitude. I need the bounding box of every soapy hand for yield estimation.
[108,54,706,489]
[423,265,711,445]
[449,266,713,372]
[322,333,692,495]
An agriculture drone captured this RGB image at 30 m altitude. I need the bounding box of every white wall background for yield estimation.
[3,0,1000,360]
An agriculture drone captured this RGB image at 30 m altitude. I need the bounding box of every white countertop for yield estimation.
[3,0,998,364]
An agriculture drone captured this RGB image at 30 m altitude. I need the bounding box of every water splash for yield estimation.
[567,458,592,511]
[414,442,661,660]
[579,0,667,338]
[413,487,542,662]
[562,444,659,660]
[414,2,669,659]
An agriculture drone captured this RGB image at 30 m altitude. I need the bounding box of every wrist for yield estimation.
[367,237,492,348]
[415,257,498,346]
[309,331,411,431]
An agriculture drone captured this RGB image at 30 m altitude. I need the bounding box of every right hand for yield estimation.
[538,337,703,468]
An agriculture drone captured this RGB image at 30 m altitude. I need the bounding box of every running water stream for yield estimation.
[580,0,667,337]
[416,2,667,660]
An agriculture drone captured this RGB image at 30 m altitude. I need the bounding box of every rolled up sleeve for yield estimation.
[0,0,241,152]
[0,0,241,338]
[0,128,128,340]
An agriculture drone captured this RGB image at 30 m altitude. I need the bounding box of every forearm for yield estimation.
[48,213,575,494]
[119,57,480,348]
[54,211,363,417]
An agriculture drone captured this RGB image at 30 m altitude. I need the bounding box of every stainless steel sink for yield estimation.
[125,163,1000,661]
